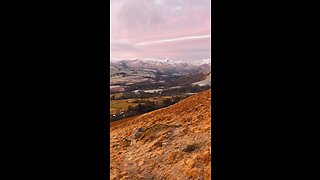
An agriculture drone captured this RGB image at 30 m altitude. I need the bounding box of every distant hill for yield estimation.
[193,73,211,86]
[110,89,211,179]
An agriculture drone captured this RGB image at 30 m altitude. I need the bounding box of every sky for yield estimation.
[110,0,211,63]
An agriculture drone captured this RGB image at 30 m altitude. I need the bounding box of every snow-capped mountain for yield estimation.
[110,57,211,73]
[192,58,211,66]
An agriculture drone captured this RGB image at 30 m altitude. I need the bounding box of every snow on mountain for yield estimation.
[190,58,211,66]
[110,57,211,74]
[110,57,123,61]
[110,57,211,67]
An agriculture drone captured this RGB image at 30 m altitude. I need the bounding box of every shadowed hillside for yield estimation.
[110,89,211,179]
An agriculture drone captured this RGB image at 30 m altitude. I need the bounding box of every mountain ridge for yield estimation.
[110,57,211,66]
[110,58,211,74]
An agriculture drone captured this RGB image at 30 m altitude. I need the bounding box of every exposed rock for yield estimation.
[133,127,146,139]
[122,138,131,147]
[138,127,146,132]
[182,144,199,153]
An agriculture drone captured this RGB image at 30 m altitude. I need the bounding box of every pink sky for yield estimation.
[111,0,211,63]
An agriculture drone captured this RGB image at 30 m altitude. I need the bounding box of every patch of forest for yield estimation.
[111,84,211,100]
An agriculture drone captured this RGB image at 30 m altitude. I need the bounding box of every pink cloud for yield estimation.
[111,0,211,62]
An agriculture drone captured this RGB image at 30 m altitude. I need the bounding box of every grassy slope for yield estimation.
[110,89,211,179]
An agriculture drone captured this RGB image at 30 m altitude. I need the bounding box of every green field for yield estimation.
[110,100,138,115]
[109,95,186,115]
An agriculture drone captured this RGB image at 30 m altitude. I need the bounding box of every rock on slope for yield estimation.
[110,89,211,179]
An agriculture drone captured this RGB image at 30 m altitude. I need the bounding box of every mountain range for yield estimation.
[110,58,211,73]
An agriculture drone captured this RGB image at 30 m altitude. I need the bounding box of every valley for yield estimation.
[110,58,211,122]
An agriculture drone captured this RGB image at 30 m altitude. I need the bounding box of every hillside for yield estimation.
[110,89,211,179]
[193,73,212,86]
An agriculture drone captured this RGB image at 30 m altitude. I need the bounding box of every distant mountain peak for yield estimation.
[110,57,211,66]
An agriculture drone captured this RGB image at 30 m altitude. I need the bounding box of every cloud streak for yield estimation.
[136,34,211,46]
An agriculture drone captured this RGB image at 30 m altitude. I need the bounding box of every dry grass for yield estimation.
[110,89,211,179]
